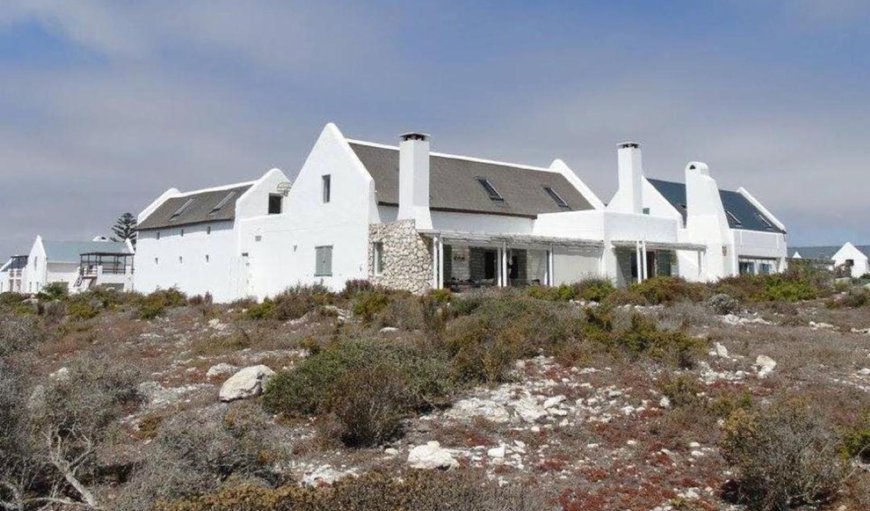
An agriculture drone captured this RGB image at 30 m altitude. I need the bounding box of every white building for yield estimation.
[134,169,292,302]
[607,144,788,281]
[23,236,135,294]
[791,243,870,278]
[135,124,788,301]
[0,255,28,293]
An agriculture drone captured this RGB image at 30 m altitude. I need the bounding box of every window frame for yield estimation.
[476,177,504,201]
[373,242,384,276]
[542,185,569,208]
[314,245,333,277]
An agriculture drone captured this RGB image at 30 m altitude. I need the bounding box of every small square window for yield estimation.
[373,242,384,276]
[255,235,262,242]
[322,175,331,203]
[207,226,212,235]
[315,245,333,276]
[205,255,210,263]
[154,257,159,265]
[642,207,650,215]
[268,194,282,215]
[179,256,183,264]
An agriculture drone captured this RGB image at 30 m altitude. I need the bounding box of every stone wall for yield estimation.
[368,220,433,294]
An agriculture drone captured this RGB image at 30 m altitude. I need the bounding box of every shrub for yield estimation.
[39,282,69,301]
[607,313,705,368]
[828,288,870,308]
[0,313,42,356]
[246,285,332,321]
[67,299,101,320]
[341,279,374,298]
[630,277,709,305]
[707,293,739,315]
[377,292,425,330]
[842,410,870,462]
[263,340,453,421]
[352,289,392,323]
[659,374,704,408]
[575,278,616,302]
[137,288,187,319]
[153,470,542,511]
[244,300,276,320]
[720,403,846,510]
[715,270,828,303]
[329,364,413,446]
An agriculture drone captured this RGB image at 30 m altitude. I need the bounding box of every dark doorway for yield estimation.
[646,251,657,279]
[484,250,497,280]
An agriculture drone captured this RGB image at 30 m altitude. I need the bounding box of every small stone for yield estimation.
[219,365,275,402]
[543,395,566,409]
[407,441,458,470]
[659,396,671,409]
[487,445,506,458]
[755,355,777,379]
[206,363,238,378]
[714,342,729,358]
[379,327,398,334]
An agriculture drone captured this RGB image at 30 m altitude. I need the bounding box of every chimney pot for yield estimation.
[400,132,430,142]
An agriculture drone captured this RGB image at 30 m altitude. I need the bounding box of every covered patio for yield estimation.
[420,229,604,291]
[610,240,706,285]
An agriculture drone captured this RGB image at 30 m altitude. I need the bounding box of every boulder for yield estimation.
[754,355,777,379]
[714,342,729,359]
[513,397,547,423]
[407,441,458,470]
[219,365,275,402]
[49,367,70,381]
[445,398,510,423]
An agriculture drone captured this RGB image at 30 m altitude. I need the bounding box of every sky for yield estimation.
[0,0,868,257]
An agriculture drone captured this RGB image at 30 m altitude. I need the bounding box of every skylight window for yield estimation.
[726,210,742,226]
[210,191,237,215]
[476,177,503,201]
[170,198,195,220]
[756,213,775,230]
[542,186,569,208]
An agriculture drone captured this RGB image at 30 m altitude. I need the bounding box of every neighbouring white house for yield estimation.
[790,243,869,278]
[23,236,135,294]
[0,255,28,293]
[607,143,788,281]
[134,123,788,301]
[134,168,292,302]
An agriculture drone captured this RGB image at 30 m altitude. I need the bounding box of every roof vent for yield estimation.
[617,141,639,149]
[400,132,429,142]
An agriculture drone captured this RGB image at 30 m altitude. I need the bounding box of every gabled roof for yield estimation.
[348,141,594,218]
[788,246,839,260]
[137,184,253,230]
[647,178,785,234]
[0,256,27,272]
[42,241,132,263]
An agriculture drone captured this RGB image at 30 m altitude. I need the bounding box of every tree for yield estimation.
[111,213,137,247]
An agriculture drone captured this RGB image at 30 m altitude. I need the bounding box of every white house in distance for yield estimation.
[23,236,135,294]
[791,242,870,278]
[607,144,788,280]
[134,169,292,302]
[0,255,28,293]
[134,123,788,301]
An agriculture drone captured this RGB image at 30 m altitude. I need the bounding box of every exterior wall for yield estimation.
[25,237,47,293]
[432,210,535,234]
[832,243,870,278]
[368,220,433,294]
[134,221,243,301]
[238,124,376,298]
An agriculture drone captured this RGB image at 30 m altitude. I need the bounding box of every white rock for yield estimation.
[302,465,353,486]
[659,396,672,409]
[487,445,506,458]
[514,397,547,423]
[754,355,777,379]
[384,448,399,456]
[219,365,275,402]
[206,363,238,378]
[543,395,566,409]
[49,367,70,381]
[688,441,701,449]
[445,398,510,423]
[714,342,729,358]
[809,321,835,330]
[379,327,398,334]
[407,441,458,470]
[857,368,870,376]
[208,318,227,331]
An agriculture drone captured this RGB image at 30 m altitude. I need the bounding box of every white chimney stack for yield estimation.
[397,132,432,229]
[617,142,643,214]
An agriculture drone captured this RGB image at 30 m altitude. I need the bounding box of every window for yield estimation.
[739,261,755,275]
[759,262,773,275]
[477,177,503,201]
[179,256,183,264]
[170,198,195,220]
[756,213,774,230]
[157,231,161,240]
[315,246,333,276]
[206,226,211,235]
[373,242,384,275]
[845,259,855,267]
[322,175,331,203]
[726,210,742,226]
[268,194,283,214]
[180,228,185,237]
[210,191,236,214]
[542,185,568,208]
[154,258,159,265]
[205,255,210,263]
[642,207,651,215]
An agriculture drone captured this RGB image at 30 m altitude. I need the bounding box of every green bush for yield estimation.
[842,410,870,462]
[329,364,413,446]
[38,282,69,301]
[352,289,392,323]
[720,403,845,510]
[67,299,100,320]
[659,374,704,408]
[263,340,453,420]
[828,288,870,308]
[245,285,332,321]
[604,313,706,368]
[630,277,709,305]
[575,278,616,302]
[136,288,187,319]
[715,269,829,303]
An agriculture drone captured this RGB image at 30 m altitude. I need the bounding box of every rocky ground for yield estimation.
[15,294,870,510]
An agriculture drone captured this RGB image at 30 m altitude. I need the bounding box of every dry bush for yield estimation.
[118,402,287,511]
[720,402,846,510]
[154,469,543,511]
[0,313,42,356]
[630,277,710,305]
[707,293,739,315]
[136,288,187,319]
[329,364,412,446]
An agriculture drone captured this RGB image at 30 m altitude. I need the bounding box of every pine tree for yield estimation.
[111,212,138,247]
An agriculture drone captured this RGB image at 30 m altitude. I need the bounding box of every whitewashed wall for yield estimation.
[832,243,870,278]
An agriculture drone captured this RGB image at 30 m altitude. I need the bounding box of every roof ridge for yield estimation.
[175,181,256,197]
[346,138,556,173]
